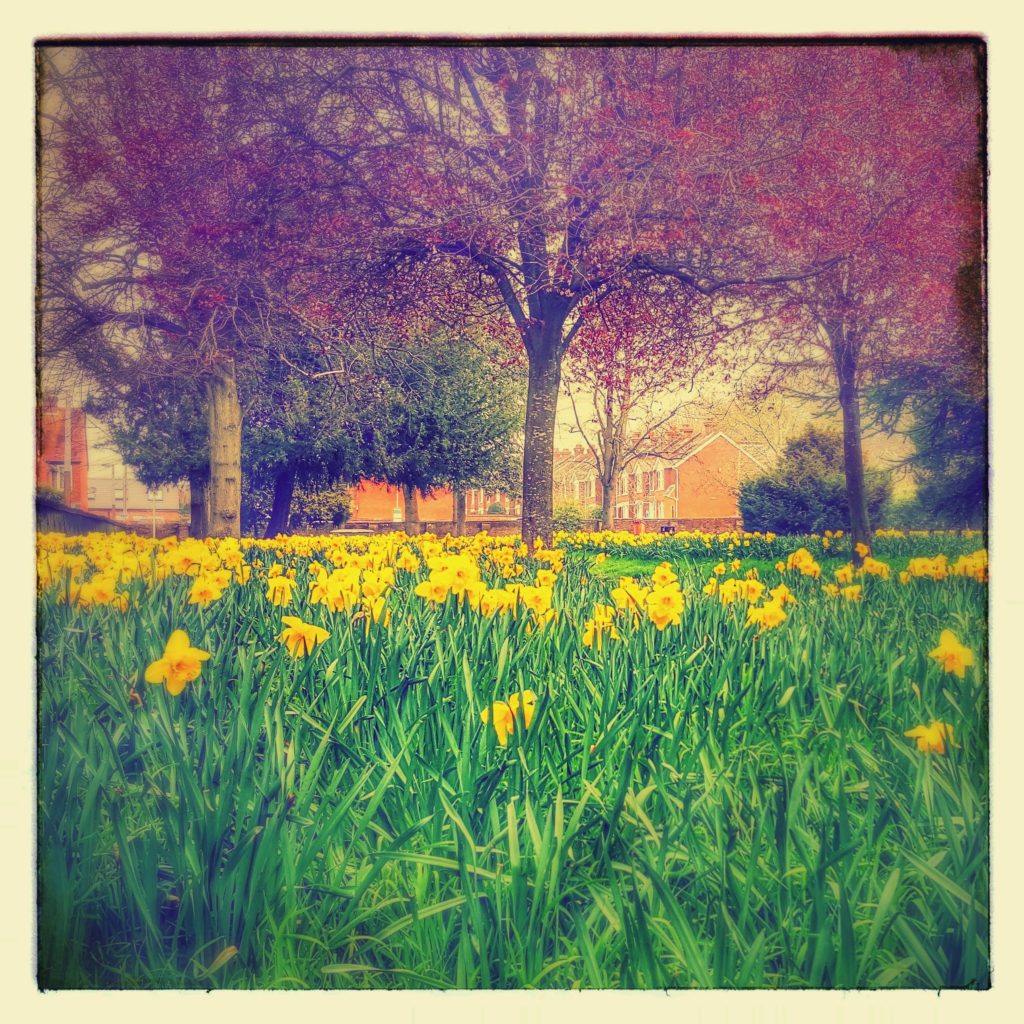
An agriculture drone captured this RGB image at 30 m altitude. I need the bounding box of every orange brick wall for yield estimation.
[36,406,89,510]
[349,481,455,522]
[676,437,760,520]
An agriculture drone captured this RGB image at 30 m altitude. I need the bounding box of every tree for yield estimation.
[241,344,369,538]
[41,45,983,549]
[562,286,752,527]
[39,46,331,537]
[741,45,983,560]
[86,379,211,537]
[265,46,856,543]
[868,261,987,528]
[360,333,525,534]
[739,426,891,535]
[242,480,352,535]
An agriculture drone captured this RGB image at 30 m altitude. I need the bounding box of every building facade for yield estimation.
[36,403,89,510]
[87,470,186,528]
[612,425,767,529]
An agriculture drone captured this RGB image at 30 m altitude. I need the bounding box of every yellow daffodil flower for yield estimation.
[904,720,957,755]
[144,629,211,697]
[278,616,331,658]
[928,630,975,679]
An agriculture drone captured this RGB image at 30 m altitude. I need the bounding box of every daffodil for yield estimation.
[415,576,450,603]
[651,562,678,587]
[928,630,975,679]
[266,575,297,607]
[144,629,211,696]
[768,583,797,606]
[747,600,787,630]
[481,689,538,746]
[188,575,225,607]
[645,585,683,631]
[904,720,957,755]
[278,616,331,657]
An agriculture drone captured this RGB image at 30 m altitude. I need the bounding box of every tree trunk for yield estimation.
[454,487,467,537]
[402,483,420,535]
[188,470,209,538]
[205,360,242,538]
[832,333,872,564]
[600,475,615,529]
[264,465,296,539]
[521,342,562,545]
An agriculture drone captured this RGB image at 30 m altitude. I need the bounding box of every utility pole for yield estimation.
[62,403,72,505]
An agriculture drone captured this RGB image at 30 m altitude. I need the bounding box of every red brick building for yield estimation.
[554,423,769,532]
[612,424,767,530]
[35,403,89,510]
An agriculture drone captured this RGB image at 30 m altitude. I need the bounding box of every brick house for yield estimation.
[36,402,89,510]
[553,446,599,509]
[553,424,768,531]
[612,423,768,530]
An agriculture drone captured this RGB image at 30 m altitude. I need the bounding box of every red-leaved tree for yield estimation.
[258,46,858,542]
[739,45,983,557]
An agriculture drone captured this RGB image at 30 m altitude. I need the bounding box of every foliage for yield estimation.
[85,381,209,490]
[485,503,507,516]
[739,427,891,534]
[868,274,987,531]
[551,502,587,532]
[241,481,352,535]
[36,485,66,505]
[361,333,525,500]
[289,486,353,529]
[40,46,983,543]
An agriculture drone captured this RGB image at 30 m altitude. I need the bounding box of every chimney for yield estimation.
[573,445,584,457]
[703,419,716,435]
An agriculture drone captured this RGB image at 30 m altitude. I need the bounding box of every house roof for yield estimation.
[553,447,595,482]
[628,424,770,473]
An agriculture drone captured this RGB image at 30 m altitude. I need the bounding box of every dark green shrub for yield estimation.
[739,427,891,533]
[552,502,585,532]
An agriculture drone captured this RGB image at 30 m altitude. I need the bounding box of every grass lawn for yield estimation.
[37,528,988,989]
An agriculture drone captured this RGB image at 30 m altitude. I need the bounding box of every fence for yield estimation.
[36,496,185,539]
[611,517,744,535]
[345,517,522,537]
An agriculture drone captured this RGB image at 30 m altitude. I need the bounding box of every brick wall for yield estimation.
[349,480,455,522]
[612,517,743,534]
[677,436,746,519]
